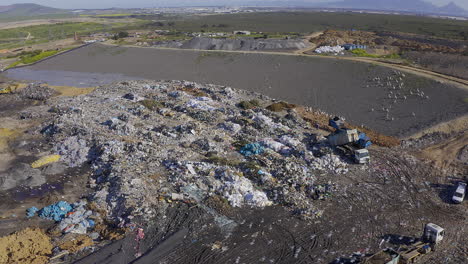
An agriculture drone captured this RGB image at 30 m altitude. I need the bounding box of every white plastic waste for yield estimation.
[314,45,345,54]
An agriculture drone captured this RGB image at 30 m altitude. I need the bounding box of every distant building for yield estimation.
[233,31,251,35]
[342,44,367,50]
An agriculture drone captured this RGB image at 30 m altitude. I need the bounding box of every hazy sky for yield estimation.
[2,0,467,10]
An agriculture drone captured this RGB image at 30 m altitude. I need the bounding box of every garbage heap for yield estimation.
[46,80,349,222]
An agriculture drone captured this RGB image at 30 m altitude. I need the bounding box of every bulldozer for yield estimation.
[363,223,444,264]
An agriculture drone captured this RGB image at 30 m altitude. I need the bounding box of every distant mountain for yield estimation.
[320,0,468,16]
[437,1,467,15]
[0,3,65,17]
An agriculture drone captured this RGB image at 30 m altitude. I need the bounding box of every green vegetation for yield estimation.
[6,49,61,69]
[238,100,261,110]
[350,48,379,58]
[205,153,240,167]
[266,102,296,112]
[92,14,133,17]
[139,99,164,110]
[0,21,145,49]
[351,48,401,59]
[0,13,75,22]
[0,22,113,40]
[111,31,129,40]
[146,12,468,40]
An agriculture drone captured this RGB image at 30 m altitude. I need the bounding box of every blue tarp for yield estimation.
[37,201,73,222]
[26,207,39,218]
[240,143,264,157]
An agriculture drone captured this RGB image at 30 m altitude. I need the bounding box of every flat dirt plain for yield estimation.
[5,43,468,138]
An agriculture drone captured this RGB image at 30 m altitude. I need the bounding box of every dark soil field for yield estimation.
[4,43,467,138]
[403,51,468,80]
[141,12,468,40]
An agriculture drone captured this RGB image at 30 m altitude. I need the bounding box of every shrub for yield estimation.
[139,99,164,110]
[238,99,260,110]
[266,101,296,112]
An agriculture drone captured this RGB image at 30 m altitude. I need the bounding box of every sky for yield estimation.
[1,0,467,10]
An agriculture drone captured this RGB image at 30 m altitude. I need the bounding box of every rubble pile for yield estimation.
[18,83,56,101]
[44,80,351,222]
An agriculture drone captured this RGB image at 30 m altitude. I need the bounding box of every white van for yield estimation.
[452,182,466,204]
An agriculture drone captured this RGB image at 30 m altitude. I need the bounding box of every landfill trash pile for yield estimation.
[27,200,100,235]
[18,83,56,101]
[43,80,353,222]
[150,37,308,51]
[314,45,345,54]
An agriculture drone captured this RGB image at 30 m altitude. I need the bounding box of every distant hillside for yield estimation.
[321,0,468,17]
[0,3,65,17]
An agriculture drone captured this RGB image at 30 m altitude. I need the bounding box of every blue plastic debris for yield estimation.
[38,201,73,222]
[26,206,39,218]
[240,143,264,157]
[357,133,372,148]
[87,219,95,228]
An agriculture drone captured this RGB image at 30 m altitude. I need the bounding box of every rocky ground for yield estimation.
[0,80,466,264]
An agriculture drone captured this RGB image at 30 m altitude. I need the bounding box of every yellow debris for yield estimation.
[0,228,53,264]
[0,128,19,152]
[0,85,15,94]
[31,155,61,168]
[49,85,95,97]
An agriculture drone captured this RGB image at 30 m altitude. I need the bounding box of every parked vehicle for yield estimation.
[452,182,466,204]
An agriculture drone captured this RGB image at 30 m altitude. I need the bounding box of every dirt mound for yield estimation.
[310,30,378,46]
[58,234,94,253]
[0,228,53,264]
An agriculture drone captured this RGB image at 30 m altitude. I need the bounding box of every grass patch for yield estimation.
[351,48,401,59]
[5,49,60,69]
[139,99,164,110]
[266,101,296,112]
[350,48,379,58]
[238,99,260,110]
[232,139,250,151]
[205,153,240,166]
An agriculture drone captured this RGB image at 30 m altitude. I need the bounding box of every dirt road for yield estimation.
[293,31,324,55]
